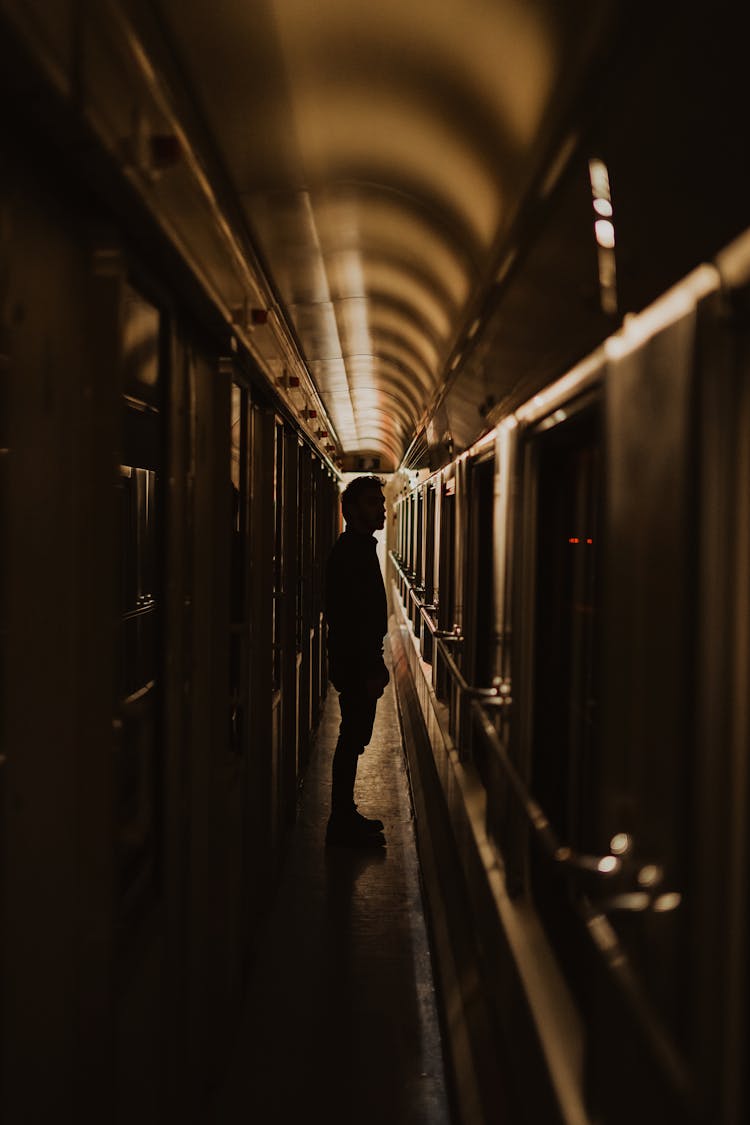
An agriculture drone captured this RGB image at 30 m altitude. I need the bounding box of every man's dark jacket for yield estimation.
[324,529,387,691]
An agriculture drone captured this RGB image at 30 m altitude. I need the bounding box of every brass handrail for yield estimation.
[391,550,507,703]
[391,554,689,1101]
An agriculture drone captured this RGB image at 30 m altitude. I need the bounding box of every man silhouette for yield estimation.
[324,476,389,847]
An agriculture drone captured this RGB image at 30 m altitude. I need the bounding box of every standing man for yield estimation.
[324,476,390,847]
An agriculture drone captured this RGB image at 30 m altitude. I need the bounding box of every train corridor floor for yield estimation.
[209,657,452,1125]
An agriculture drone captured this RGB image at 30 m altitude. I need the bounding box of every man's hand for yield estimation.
[365,661,390,699]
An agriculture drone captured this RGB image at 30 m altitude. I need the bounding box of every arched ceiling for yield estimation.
[156,0,616,469]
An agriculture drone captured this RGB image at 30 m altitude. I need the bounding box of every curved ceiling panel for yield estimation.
[366,304,441,375]
[290,89,503,248]
[315,186,477,302]
[157,0,615,468]
[354,260,454,341]
[272,0,557,150]
[342,356,425,418]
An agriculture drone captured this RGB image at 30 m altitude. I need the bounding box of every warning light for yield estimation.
[568,537,580,544]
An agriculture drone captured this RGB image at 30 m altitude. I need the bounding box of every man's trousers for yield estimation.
[330,685,378,815]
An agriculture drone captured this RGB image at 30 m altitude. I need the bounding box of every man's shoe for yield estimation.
[352,805,384,833]
[326,813,386,848]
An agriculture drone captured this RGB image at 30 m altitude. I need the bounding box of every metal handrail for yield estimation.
[470,699,691,1097]
[434,634,507,702]
[391,550,508,703]
[394,548,616,869]
[471,702,684,912]
[471,702,614,872]
[390,551,413,588]
[122,597,156,622]
[391,557,689,1099]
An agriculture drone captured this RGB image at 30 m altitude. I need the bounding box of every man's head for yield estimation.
[341,476,386,534]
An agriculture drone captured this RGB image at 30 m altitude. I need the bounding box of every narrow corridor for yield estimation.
[209,646,451,1124]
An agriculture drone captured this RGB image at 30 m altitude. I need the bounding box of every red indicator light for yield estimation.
[587,538,593,545]
[569,537,580,544]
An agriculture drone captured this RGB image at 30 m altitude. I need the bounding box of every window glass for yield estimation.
[532,408,601,857]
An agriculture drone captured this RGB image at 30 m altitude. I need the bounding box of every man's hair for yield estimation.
[341,475,385,523]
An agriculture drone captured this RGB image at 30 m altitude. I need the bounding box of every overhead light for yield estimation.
[589,157,618,315]
[589,158,611,201]
[595,219,615,249]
